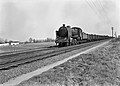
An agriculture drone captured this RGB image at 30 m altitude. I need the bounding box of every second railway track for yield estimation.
[0,40,109,70]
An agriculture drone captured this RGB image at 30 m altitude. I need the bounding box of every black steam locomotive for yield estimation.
[55,24,111,46]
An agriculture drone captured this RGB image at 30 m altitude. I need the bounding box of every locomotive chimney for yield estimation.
[63,24,65,27]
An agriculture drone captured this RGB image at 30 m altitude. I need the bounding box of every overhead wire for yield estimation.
[96,0,111,27]
[90,0,110,28]
[85,0,106,26]
[85,0,111,29]
[85,0,106,25]
[85,0,101,18]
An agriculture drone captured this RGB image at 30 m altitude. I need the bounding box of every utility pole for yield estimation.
[114,32,117,38]
[111,27,114,37]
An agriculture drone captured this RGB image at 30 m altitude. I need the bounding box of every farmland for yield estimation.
[0,42,55,53]
[16,38,120,86]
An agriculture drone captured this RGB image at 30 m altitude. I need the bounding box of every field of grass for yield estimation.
[17,38,120,86]
[0,42,55,53]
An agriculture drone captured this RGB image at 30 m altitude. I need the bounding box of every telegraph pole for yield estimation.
[111,27,114,37]
[114,32,117,38]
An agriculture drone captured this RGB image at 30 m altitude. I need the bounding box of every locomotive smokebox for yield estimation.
[58,24,68,37]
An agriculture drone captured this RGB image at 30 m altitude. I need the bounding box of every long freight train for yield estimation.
[55,24,112,46]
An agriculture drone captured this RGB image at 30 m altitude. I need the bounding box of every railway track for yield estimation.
[0,46,57,57]
[0,40,109,70]
[0,45,57,63]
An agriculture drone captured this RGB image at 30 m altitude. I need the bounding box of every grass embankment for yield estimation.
[0,42,55,53]
[18,38,120,86]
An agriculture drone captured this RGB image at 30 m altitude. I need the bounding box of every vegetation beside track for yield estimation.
[17,38,120,86]
[0,42,55,54]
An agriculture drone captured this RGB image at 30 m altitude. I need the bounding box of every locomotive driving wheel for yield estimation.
[59,42,68,47]
[72,39,78,45]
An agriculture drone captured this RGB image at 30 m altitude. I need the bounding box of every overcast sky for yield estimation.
[0,0,119,41]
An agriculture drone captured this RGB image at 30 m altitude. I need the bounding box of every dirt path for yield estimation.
[0,41,109,86]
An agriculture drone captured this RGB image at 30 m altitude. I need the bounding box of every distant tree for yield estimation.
[29,38,33,43]
[44,38,55,42]
[24,41,29,44]
[118,35,120,38]
[5,39,8,43]
[0,38,5,44]
[33,39,36,43]
[8,40,12,45]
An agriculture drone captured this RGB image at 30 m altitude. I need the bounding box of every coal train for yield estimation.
[55,24,112,46]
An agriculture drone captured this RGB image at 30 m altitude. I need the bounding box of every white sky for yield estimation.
[0,0,119,41]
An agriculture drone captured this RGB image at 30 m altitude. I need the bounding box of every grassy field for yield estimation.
[17,38,120,86]
[0,42,55,53]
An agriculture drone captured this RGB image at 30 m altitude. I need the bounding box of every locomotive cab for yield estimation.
[71,27,82,40]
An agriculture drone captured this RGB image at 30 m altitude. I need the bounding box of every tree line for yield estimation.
[28,37,55,43]
[0,37,55,44]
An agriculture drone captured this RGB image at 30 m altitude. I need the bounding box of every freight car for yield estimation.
[55,24,111,46]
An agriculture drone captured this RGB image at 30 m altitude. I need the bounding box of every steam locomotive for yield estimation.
[55,24,111,46]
